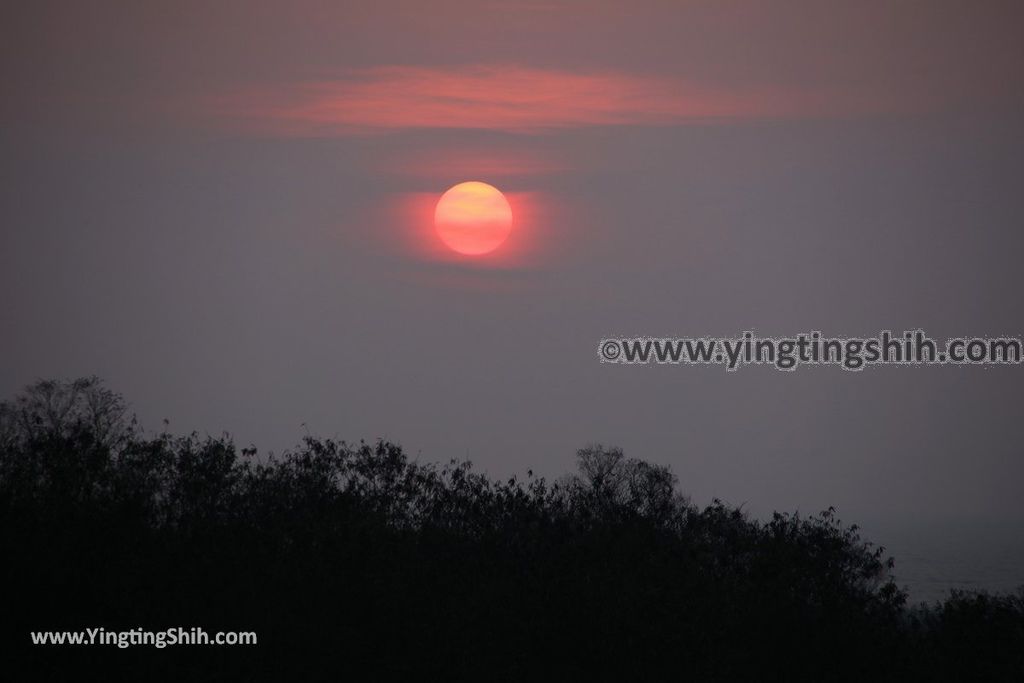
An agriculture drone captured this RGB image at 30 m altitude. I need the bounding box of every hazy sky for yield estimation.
[3,1,1023,542]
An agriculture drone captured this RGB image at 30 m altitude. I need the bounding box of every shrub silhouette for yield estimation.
[1,378,1021,681]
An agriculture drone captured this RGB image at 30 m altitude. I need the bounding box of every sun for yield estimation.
[434,181,513,256]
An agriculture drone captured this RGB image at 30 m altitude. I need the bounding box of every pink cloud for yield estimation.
[214,65,849,135]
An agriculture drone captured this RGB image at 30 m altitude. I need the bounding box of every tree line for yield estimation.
[1,378,1021,681]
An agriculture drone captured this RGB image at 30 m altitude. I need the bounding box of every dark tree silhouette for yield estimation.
[0,379,1021,681]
